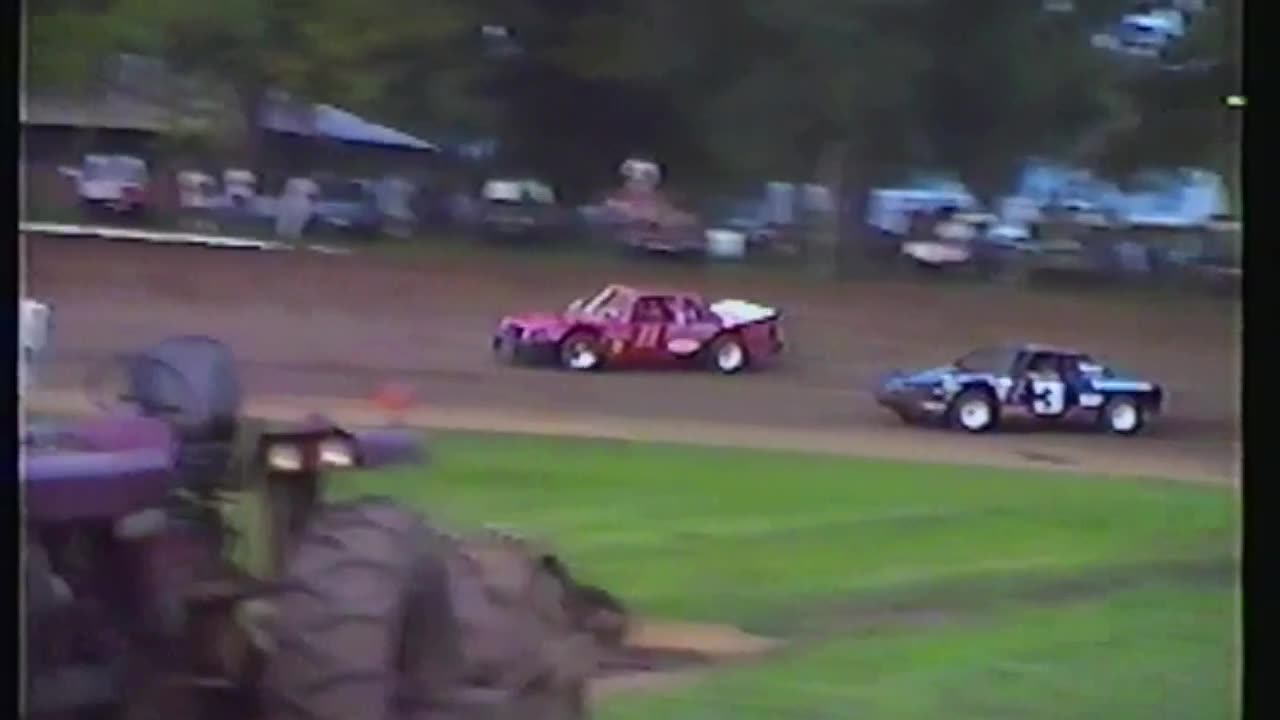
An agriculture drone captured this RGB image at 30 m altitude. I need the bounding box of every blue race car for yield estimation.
[875,344,1164,436]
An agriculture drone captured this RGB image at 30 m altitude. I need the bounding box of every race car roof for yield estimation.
[602,283,701,301]
[1016,342,1087,356]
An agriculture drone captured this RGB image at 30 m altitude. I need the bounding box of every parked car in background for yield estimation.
[61,154,150,219]
[1093,8,1187,58]
[474,177,566,240]
[176,170,222,232]
[866,186,978,237]
[591,158,707,256]
[1138,216,1242,292]
[593,190,705,256]
[973,224,1073,281]
[704,196,802,258]
[899,209,987,269]
[174,168,280,235]
[864,183,979,259]
[372,175,418,239]
[309,177,383,237]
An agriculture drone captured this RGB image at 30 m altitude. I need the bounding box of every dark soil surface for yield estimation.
[25,236,1240,484]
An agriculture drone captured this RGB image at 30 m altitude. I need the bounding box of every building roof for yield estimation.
[259,102,437,152]
[20,93,172,133]
[23,92,438,152]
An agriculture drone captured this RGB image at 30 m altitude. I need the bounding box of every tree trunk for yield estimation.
[838,172,876,276]
[811,141,848,279]
[818,139,889,278]
[235,82,267,174]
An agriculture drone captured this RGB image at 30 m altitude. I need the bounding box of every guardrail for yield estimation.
[18,221,352,255]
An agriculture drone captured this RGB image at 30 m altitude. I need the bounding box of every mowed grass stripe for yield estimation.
[309,431,1238,623]
[223,430,1238,719]
[597,583,1239,720]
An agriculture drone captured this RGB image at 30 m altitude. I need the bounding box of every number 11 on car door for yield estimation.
[632,324,663,350]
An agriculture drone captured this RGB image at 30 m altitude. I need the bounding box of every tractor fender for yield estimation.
[23,447,176,524]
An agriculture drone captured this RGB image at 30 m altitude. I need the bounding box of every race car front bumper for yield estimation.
[875,386,949,420]
[492,332,559,365]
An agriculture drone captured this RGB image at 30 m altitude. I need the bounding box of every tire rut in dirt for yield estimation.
[262,498,461,720]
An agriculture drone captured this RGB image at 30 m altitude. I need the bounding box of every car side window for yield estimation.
[598,296,626,320]
[584,287,616,314]
[958,347,1018,375]
[678,298,712,324]
[632,297,674,324]
[1061,356,1088,384]
[1026,353,1062,380]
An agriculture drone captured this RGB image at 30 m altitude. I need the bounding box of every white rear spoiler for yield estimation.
[709,299,778,328]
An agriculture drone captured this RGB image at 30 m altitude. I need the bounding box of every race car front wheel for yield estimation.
[559,332,602,371]
[494,330,520,365]
[707,335,748,375]
[949,389,998,433]
[1101,395,1145,436]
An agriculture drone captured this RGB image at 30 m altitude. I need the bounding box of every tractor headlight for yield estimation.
[266,443,304,472]
[318,437,356,468]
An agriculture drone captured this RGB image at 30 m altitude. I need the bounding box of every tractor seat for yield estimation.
[126,335,243,444]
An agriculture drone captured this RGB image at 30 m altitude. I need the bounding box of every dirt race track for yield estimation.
[25,236,1241,485]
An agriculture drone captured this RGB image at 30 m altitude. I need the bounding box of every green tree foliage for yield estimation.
[24,0,487,164]
[909,0,1134,201]
[493,0,1140,202]
[24,0,1239,202]
[24,1,127,93]
[1091,0,1242,191]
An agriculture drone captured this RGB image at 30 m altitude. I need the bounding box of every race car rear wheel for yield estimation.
[1101,395,1145,436]
[558,331,602,372]
[949,389,998,433]
[707,335,748,375]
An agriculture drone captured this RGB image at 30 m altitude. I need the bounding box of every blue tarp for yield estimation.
[260,102,438,152]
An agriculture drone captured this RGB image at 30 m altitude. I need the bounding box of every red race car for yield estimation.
[493,284,785,374]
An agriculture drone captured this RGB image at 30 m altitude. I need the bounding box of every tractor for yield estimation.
[21,333,629,720]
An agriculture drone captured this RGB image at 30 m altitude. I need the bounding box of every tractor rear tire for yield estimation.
[570,584,629,649]
[262,498,462,720]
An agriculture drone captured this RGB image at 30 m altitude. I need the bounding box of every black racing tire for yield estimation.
[558,331,603,372]
[262,499,461,720]
[569,583,630,649]
[1100,394,1146,436]
[948,388,1000,434]
[705,334,749,375]
[493,330,521,365]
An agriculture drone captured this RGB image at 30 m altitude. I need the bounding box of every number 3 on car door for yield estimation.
[1030,379,1066,416]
